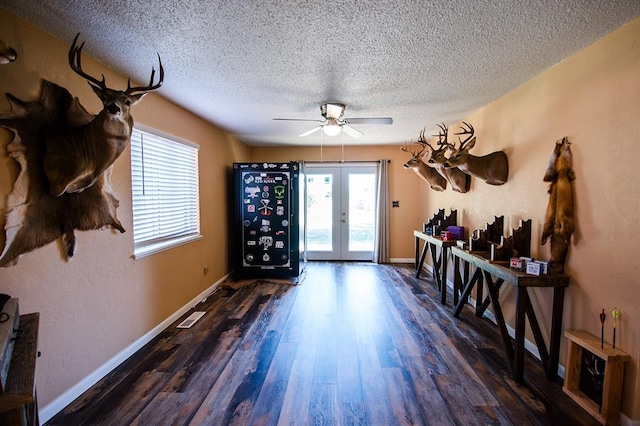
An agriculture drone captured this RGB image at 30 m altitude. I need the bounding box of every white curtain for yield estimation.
[373,160,390,263]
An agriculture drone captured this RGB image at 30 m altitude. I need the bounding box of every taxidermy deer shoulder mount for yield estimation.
[0,34,163,267]
[443,122,509,185]
[401,140,447,191]
[421,124,471,193]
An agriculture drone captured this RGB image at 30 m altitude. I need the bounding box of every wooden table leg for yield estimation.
[453,255,461,306]
[440,247,448,305]
[547,287,566,380]
[514,286,527,382]
[429,243,442,291]
[453,267,482,318]
[475,271,484,318]
[415,239,429,278]
[484,273,514,365]
[524,293,549,369]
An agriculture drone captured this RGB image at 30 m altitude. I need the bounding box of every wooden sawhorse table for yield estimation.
[414,230,458,305]
[450,247,568,382]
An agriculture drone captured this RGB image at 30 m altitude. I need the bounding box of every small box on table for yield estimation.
[510,257,525,271]
[446,226,465,240]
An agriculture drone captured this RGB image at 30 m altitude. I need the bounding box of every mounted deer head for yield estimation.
[443,122,509,185]
[43,33,164,196]
[0,34,164,266]
[0,38,17,64]
[401,141,447,191]
[421,124,471,193]
[0,81,126,266]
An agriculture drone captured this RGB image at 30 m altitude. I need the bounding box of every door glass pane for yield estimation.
[306,174,333,251]
[348,173,376,252]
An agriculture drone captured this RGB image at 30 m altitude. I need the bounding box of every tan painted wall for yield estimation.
[418,18,640,418]
[2,5,639,421]
[249,144,426,260]
[0,10,250,408]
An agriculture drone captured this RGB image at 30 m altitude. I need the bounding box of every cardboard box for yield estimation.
[537,261,550,274]
[526,261,543,276]
[447,226,465,240]
[510,257,525,271]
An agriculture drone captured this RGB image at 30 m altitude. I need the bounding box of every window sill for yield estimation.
[133,234,202,260]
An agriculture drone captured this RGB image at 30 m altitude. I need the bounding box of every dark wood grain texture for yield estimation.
[47,263,596,426]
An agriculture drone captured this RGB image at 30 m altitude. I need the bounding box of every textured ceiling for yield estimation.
[1,1,639,146]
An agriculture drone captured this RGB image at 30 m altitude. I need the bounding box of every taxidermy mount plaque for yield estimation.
[0,34,163,266]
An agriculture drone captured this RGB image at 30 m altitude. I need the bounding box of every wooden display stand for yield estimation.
[563,330,630,425]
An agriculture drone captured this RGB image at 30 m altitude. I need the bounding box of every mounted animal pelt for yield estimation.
[541,137,575,274]
[0,34,163,267]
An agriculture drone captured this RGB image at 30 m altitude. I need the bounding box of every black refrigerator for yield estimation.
[232,162,305,280]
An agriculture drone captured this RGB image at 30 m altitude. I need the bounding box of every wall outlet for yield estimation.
[203,266,209,275]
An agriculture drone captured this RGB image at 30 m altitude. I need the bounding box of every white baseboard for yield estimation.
[39,273,230,424]
[390,257,414,263]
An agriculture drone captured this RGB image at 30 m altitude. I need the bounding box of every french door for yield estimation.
[304,164,377,261]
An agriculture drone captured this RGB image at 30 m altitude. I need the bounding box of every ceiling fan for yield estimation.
[274,103,393,138]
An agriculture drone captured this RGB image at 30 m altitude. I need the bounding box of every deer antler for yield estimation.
[454,121,475,149]
[417,128,437,157]
[68,33,108,90]
[69,33,164,95]
[401,141,425,157]
[434,122,457,151]
[125,53,164,95]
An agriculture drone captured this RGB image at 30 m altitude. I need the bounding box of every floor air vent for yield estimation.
[177,311,206,329]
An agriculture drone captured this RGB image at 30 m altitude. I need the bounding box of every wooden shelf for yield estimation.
[563,330,630,425]
[0,313,40,426]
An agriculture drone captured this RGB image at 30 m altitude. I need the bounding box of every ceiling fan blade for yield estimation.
[299,125,323,137]
[325,103,345,119]
[342,124,364,138]
[343,117,393,125]
[273,118,324,122]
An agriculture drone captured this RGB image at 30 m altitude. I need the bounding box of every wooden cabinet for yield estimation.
[0,313,40,426]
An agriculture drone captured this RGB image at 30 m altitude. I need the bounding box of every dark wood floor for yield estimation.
[47,262,597,425]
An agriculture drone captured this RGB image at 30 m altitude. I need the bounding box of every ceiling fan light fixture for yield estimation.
[322,123,342,137]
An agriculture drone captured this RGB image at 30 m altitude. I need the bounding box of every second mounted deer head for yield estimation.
[443,122,509,185]
[421,124,471,193]
[401,141,447,191]
[43,33,164,196]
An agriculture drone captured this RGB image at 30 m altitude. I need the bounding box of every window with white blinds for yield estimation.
[130,127,201,258]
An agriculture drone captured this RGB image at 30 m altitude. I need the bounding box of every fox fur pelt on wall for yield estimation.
[541,137,575,274]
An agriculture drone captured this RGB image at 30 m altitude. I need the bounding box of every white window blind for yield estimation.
[130,127,201,258]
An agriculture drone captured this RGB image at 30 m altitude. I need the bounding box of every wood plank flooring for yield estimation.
[47,262,597,425]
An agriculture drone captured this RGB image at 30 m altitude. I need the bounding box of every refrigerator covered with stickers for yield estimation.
[232,162,305,280]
